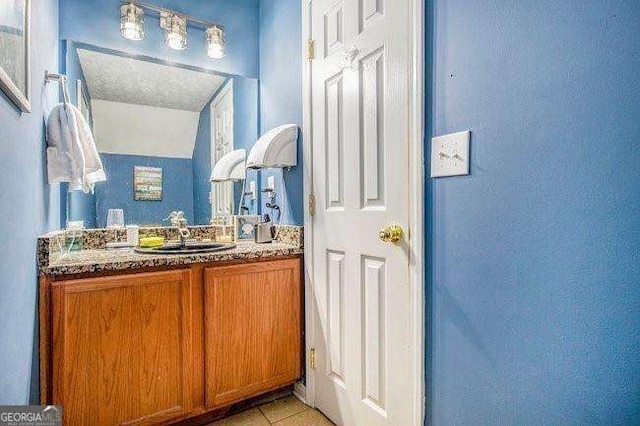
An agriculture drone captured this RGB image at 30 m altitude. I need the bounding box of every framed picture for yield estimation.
[0,0,30,112]
[234,215,261,241]
[134,166,163,201]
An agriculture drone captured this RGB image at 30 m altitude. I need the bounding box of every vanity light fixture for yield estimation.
[206,26,225,59]
[120,2,145,41]
[161,12,188,50]
[119,1,225,58]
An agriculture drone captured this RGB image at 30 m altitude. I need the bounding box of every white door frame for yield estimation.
[210,79,234,219]
[299,0,425,424]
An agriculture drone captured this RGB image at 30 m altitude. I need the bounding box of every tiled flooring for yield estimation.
[210,396,335,426]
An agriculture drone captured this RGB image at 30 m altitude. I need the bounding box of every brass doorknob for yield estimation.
[379,225,404,244]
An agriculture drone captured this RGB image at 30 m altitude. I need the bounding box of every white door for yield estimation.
[310,0,416,425]
[211,80,234,219]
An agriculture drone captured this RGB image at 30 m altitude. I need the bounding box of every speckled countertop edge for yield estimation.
[38,225,304,276]
[41,242,303,276]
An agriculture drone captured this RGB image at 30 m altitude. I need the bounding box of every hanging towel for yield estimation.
[46,102,106,193]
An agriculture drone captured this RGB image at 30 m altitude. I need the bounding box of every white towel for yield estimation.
[46,103,106,193]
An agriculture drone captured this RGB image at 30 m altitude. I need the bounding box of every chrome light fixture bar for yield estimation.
[119,1,225,58]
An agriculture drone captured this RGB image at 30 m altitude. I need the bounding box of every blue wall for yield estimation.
[60,0,259,78]
[429,0,640,424]
[0,0,61,403]
[95,154,194,227]
[258,0,303,225]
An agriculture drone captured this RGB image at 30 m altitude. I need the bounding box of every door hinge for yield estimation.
[310,348,316,369]
[307,39,315,60]
[308,193,316,216]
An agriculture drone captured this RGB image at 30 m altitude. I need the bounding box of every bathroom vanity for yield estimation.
[38,227,303,425]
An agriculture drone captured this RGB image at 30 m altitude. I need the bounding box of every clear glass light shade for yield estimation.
[120,3,144,41]
[165,14,188,50]
[206,26,226,59]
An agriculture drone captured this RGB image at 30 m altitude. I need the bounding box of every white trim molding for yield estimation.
[301,0,316,409]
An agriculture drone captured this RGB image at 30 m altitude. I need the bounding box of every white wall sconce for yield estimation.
[210,149,247,182]
[246,124,299,169]
[119,1,225,59]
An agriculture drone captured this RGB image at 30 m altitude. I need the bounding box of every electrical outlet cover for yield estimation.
[431,130,471,178]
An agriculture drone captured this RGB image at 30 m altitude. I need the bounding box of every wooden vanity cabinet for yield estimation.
[204,259,302,408]
[41,257,302,425]
[49,270,198,425]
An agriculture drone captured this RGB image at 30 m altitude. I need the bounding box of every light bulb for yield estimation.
[120,3,144,41]
[206,26,225,59]
[164,14,187,50]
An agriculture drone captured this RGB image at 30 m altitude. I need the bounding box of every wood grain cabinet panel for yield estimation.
[51,270,196,426]
[204,259,302,408]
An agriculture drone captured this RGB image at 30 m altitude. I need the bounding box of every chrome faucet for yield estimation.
[165,211,191,245]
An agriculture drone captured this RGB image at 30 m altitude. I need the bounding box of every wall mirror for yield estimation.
[65,42,259,227]
[0,0,30,112]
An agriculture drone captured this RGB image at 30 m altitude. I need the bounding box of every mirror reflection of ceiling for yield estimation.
[77,48,226,111]
[77,48,228,159]
[91,100,200,158]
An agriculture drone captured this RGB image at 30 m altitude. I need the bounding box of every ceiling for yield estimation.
[77,49,226,112]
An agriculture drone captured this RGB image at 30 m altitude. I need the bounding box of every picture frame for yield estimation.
[234,215,261,241]
[133,166,163,201]
[0,0,30,112]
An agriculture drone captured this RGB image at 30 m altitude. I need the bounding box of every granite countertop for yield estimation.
[38,224,304,276]
[41,241,303,276]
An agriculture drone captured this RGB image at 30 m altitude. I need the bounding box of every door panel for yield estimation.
[361,255,386,414]
[51,270,196,426]
[326,250,346,384]
[325,72,345,210]
[311,0,414,424]
[359,47,385,210]
[204,259,302,408]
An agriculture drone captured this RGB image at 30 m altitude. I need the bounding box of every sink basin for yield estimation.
[135,242,236,255]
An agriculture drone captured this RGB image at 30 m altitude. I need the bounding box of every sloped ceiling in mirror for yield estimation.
[92,100,200,159]
[77,48,228,158]
[77,48,226,112]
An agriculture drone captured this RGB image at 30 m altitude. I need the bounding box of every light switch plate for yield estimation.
[248,181,256,200]
[267,175,276,190]
[431,130,471,178]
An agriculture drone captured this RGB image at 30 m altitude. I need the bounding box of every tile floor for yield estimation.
[210,395,335,426]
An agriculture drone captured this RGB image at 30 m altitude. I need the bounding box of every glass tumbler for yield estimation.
[106,209,125,241]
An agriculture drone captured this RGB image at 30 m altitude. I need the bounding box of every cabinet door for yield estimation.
[204,258,302,408]
[52,270,197,425]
